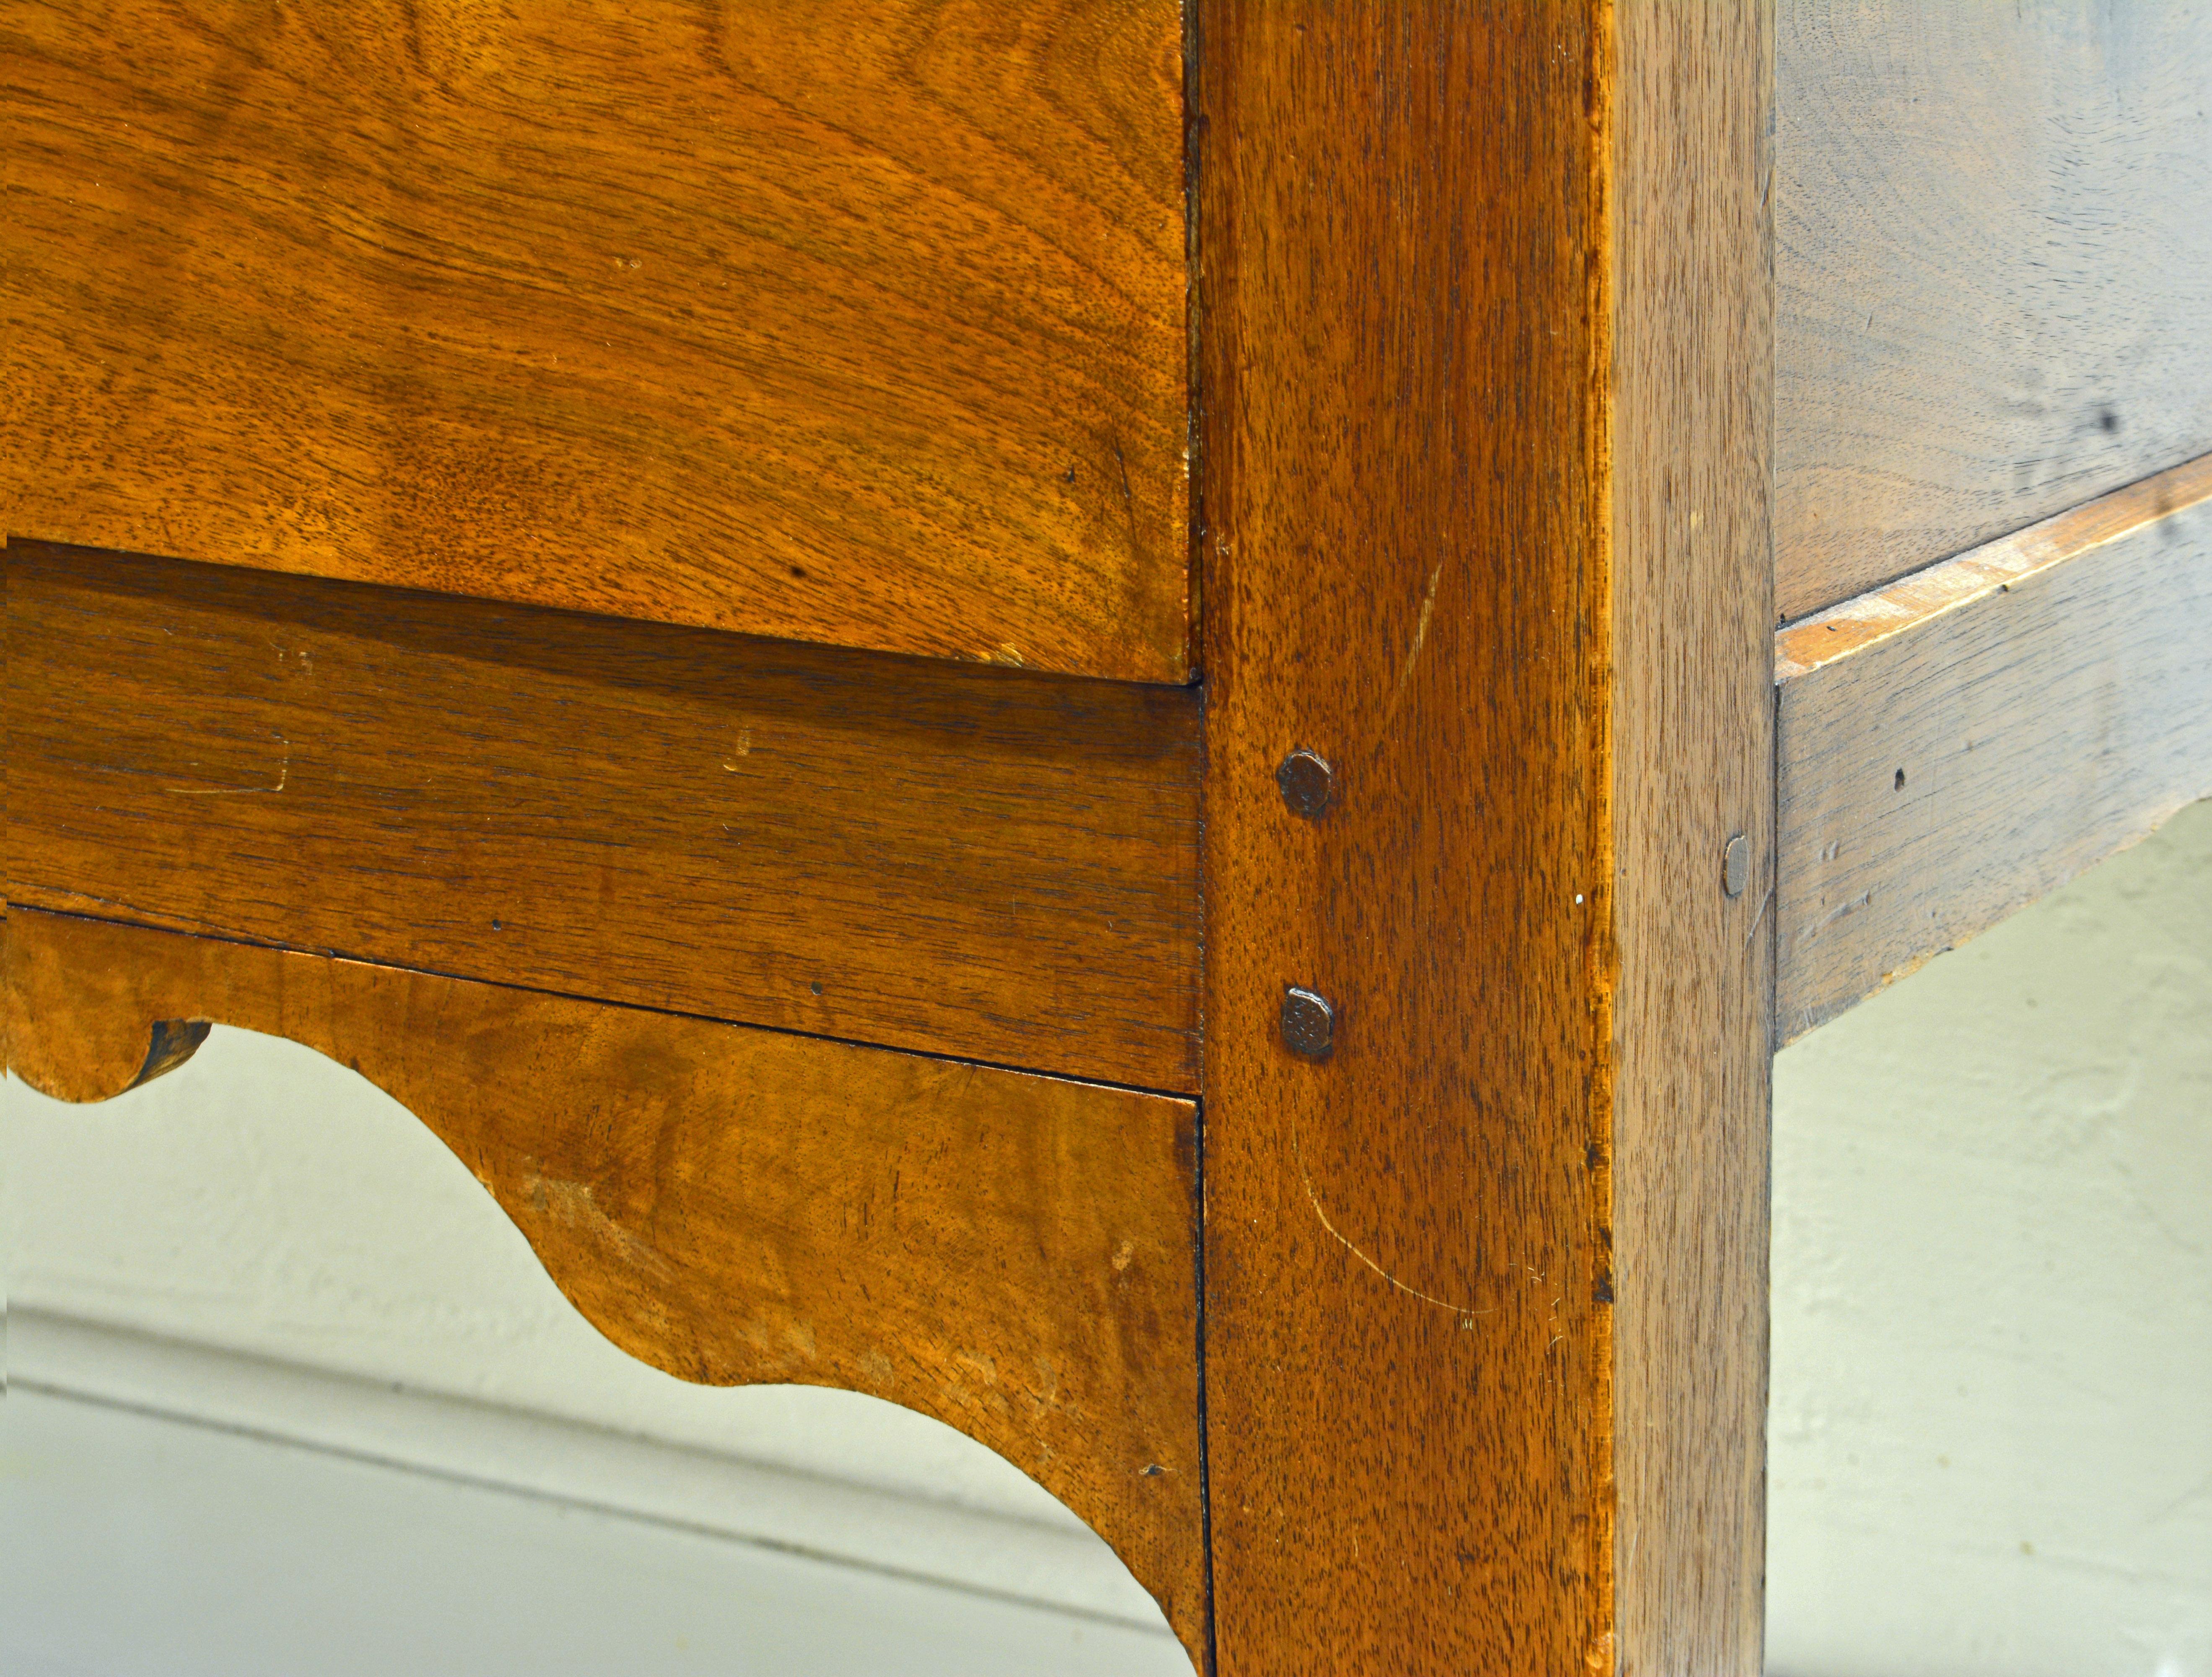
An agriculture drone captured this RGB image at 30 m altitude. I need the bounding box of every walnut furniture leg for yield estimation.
[1193,5,1773,1671]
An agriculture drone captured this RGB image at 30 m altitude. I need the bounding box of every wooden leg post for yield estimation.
[1194,5,1774,1669]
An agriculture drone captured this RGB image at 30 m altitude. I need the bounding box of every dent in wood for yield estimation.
[3,909,1207,1669]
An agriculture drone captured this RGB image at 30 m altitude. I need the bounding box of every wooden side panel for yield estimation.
[4,907,1208,1669]
[1775,467,2212,1043]
[4,543,1202,1093]
[3,0,1193,682]
[1611,7,1774,1673]
[1775,0,2212,619]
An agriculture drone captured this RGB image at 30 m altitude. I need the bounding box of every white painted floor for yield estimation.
[0,1385,1194,1677]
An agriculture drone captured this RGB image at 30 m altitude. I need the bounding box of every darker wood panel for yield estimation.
[1776,0,2212,618]
[1776,465,2212,1044]
[1194,6,1612,1671]
[3,542,1201,1092]
[4,907,1208,1669]
[3,0,1193,681]
[1611,7,1774,1673]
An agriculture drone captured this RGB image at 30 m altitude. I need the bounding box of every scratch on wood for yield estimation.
[1742,883,1774,951]
[1113,435,1141,562]
[524,1173,677,1284]
[165,734,289,795]
[1371,561,1447,754]
[1293,1123,1485,1320]
[1804,890,1870,936]
[1399,562,1443,697]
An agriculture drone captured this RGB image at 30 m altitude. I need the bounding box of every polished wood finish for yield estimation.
[1194,11,1608,1661]
[1775,455,2212,1044]
[1775,0,2212,620]
[1193,4,1770,1669]
[4,906,1209,1668]
[4,0,1193,681]
[4,542,1202,1093]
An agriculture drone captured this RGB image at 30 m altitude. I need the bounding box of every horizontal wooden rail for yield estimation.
[3,542,1203,1091]
[1775,452,2212,1045]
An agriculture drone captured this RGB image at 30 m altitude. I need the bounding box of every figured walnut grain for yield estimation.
[3,907,1209,1669]
[4,0,1194,680]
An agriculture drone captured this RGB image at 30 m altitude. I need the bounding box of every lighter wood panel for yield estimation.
[4,543,1202,1092]
[3,908,1208,1669]
[1775,456,2212,1043]
[1610,6,1774,1672]
[3,0,1192,681]
[1776,0,2212,619]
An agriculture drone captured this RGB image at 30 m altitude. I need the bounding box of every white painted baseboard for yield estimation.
[6,1308,1172,1636]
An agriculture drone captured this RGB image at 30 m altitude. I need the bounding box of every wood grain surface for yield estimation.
[1193,4,1770,1670]
[1610,7,1775,1672]
[4,906,1209,1669]
[1775,0,2212,620]
[3,0,1194,681]
[4,542,1202,1093]
[1776,459,2212,1044]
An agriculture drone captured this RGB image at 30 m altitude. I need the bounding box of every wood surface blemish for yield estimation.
[164,734,290,796]
[1293,1126,1484,1321]
[1776,451,2212,679]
